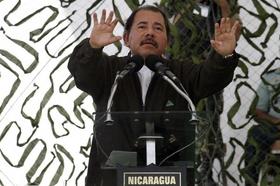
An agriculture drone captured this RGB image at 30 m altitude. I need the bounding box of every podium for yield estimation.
[92,111,208,186]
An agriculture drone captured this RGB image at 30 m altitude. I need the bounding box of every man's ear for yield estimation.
[123,32,129,47]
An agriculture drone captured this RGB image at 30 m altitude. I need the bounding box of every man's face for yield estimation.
[124,10,168,58]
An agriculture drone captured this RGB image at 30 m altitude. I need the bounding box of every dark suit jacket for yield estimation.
[68,38,238,185]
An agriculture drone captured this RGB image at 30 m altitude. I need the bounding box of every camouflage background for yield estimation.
[0,0,279,185]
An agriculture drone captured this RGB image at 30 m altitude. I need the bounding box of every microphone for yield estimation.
[145,55,179,83]
[119,55,144,79]
[145,54,198,123]
[104,55,143,124]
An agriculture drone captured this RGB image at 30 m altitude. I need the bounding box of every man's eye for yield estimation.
[155,27,163,31]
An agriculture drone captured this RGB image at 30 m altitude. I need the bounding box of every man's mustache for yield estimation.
[140,38,158,48]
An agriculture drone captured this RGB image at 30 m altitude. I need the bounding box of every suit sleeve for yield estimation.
[180,50,239,103]
[68,38,115,101]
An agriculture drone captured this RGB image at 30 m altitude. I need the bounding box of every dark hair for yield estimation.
[124,5,171,39]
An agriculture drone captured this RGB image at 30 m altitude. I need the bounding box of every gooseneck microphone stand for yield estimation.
[104,55,144,124]
[161,74,199,123]
[104,71,121,124]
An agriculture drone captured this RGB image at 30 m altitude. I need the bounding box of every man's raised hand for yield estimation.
[210,17,240,57]
[89,9,122,48]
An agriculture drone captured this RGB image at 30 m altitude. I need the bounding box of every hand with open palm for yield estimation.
[89,9,122,48]
[210,17,240,57]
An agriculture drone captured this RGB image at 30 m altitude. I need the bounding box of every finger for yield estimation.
[93,13,98,26]
[210,40,217,49]
[104,36,122,46]
[106,11,114,24]
[220,17,226,33]
[110,18,119,28]
[211,40,222,47]
[100,9,106,24]
[230,20,240,34]
[225,17,231,32]
[210,40,222,51]
[109,36,122,44]
[214,23,220,39]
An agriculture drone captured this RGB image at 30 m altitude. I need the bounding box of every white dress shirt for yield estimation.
[137,65,154,105]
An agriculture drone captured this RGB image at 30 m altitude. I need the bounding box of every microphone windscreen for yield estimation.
[128,55,144,73]
[145,55,162,72]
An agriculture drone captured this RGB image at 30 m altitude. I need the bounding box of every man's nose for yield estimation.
[145,27,155,37]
